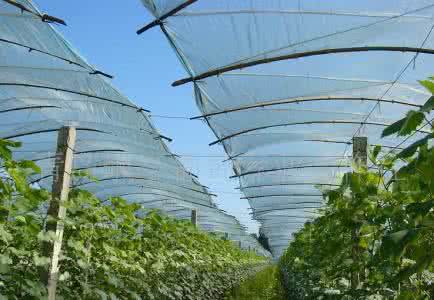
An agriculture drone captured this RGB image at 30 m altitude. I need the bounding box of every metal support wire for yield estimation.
[29,163,157,185]
[89,183,217,198]
[237,183,340,189]
[30,149,125,163]
[251,206,323,215]
[111,192,216,209]
[174,9,433,19]
[210,121,395,146]
[241,194,322,199]
[0,83,149,112]
[0,38,92,71]
[72,176,215,196]
[0,105,61,114]
[74,163,157,172]
[2,127,109,140]
[190,97,421,119]
[94,185,211,203]
[230,165,352,178]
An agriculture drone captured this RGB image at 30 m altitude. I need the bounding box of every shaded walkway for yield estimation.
[225,266,285,300]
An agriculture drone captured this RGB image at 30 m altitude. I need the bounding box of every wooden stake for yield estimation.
[191,209,197,227]
[351,136,367,291]
[353,137,368,168]
[41,127,76,300]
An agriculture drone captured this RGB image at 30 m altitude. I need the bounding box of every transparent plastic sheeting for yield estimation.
[140,0,434,257]
[0,0,270,257]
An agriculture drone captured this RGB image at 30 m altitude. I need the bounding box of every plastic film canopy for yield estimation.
[0,0,269,256]
[140,0,434,257]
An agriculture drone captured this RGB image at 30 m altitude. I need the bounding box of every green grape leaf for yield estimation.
[381,229,419,258]
[419,79,434,94]
[15,216,26,224]
[405,200,434,218]
[396,252,434,281]
[17,160,41,174]
[0,225,12,243]
[420,95,434,112]
[371,145,382,161]
[382,117,406,137]
[399,111,425,136]
[397,134,431,158]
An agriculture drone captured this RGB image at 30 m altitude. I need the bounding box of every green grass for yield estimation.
[225,265,285,300]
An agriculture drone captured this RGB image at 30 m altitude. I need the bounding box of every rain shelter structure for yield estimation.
[0,0,268,256]
[138,0,434,257]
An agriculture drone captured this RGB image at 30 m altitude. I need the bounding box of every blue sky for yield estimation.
[34,0,259,233]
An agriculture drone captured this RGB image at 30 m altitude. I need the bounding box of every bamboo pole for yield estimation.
[173,46,434,86]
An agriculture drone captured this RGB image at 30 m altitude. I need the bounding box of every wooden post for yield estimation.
[191,209,197,227]
[238,241,242,248]
[353,137,367,168]
[351,137,367,291]
[224,232,229,240]
[41,127,76,300]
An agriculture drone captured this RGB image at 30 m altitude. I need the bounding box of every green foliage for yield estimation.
[279,78,434,299]
[0,139,265,299]
[225,266,284,300]
[0,140,49,298]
